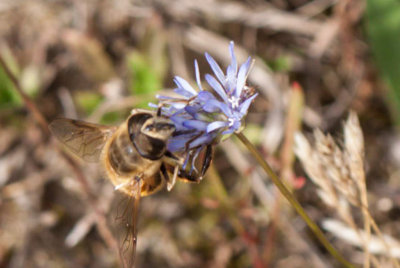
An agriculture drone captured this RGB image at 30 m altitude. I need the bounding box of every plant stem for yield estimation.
[235,132,354,268]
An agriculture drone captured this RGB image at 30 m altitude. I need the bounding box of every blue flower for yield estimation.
[153,41,258,171]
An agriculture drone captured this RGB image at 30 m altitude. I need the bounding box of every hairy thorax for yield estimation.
[102,123,163,196]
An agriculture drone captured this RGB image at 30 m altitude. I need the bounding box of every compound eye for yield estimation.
[155,123,175,131]
[163,123,175,130]
[145,124,155,131]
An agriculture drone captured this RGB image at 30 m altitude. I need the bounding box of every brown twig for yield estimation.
[0,53,121,262]
[0,56,49,135]
[156,0,323,36]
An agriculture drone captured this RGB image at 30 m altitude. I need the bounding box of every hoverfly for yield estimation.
[49,108,213,267]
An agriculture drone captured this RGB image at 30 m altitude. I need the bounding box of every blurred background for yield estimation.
[1,0,400,267]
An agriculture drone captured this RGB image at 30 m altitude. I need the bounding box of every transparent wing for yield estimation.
[49,118,116,162]
[115,177,142,268]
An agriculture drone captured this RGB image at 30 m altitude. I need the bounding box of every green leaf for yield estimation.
[367,0,400,124]
[127,51,163,96]
[0,65,21,109]
[100,111,123,125]
[267,55,292,72]
[74,91,103,115]
[0,48,22,109]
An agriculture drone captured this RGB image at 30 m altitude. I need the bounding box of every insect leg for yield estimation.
[201,145,213,177]
[178,170,200,183]
[167,165,179,191]
[163,153,184,172]
[178,145,213,182]
[160,163,170,182]
[164,151,183,164]
[184,131,204,152]
[160,162,178,191]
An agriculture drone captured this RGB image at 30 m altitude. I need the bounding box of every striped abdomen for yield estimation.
[108,129,144,175]
[102,123,163,196]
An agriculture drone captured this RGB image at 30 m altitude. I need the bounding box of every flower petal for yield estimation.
[183,120,208,131]
[170,117,185,129]
[222,128,235,135]
[163,101,187,110]
[226,42,238,92]
[174,76,198,96]
[189,134,215,149]
[239,93,258,116]
[184,105,198,116]
[236,57,252,97]
[194,60,203,91]
[223,120,241,134]
[156,40,256,155]
[203,99,223,113]
[232,120,241,130]
[207,121,228,133]
[205,52,226,86]
[197,90,216,102]
[174,87,192,98]
[202,99,232,117]
[167,137,187,152]
[226,65,236,93]
[205,74,229,103]
[216,101,233,117]
[148,102,158,108]
[185,105,203,120]
[229,41,237,74]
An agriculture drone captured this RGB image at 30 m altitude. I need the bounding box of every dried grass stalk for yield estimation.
[323,219,400,259]
[295,111,399,267]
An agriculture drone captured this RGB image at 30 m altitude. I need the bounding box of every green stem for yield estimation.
[235,132,354,268]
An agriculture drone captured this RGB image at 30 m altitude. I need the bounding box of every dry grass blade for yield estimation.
[295,111,399,267]
[156,0,323,36]
[344,112,371,268]
[323,219,400,259]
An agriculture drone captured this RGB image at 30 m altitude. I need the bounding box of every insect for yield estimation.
[49,108,213,267]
